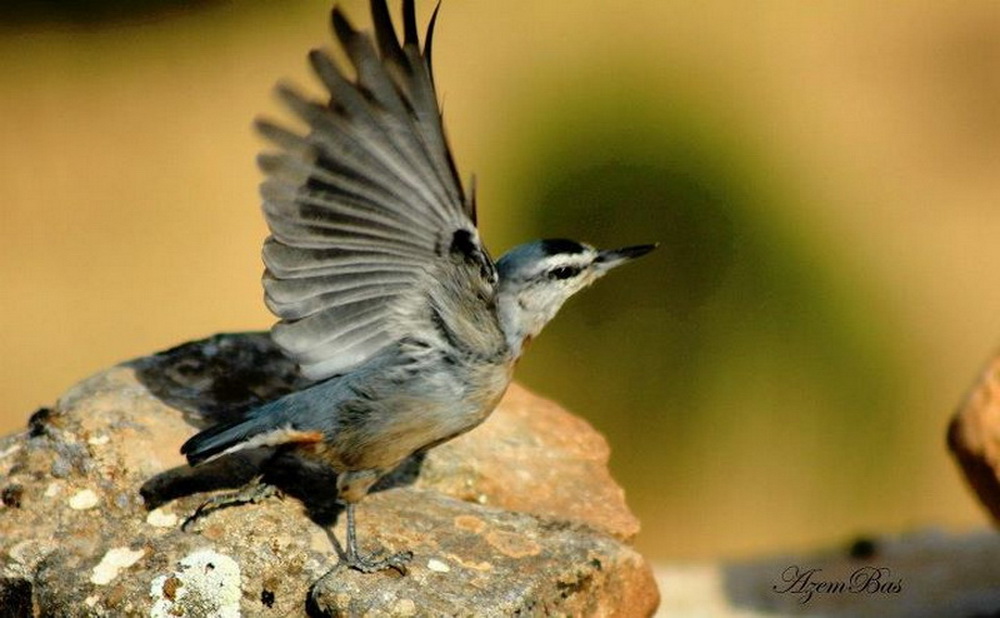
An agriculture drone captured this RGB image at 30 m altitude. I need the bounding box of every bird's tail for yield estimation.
[181,417,263,466]
[181,402,324,467]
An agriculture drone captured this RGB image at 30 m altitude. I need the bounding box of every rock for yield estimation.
[308,490,655,616]
[948,350,1000,523]
[0,333,658,616]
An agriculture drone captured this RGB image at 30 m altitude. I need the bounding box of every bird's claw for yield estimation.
[181,476,282,532]
[346,549,413,574]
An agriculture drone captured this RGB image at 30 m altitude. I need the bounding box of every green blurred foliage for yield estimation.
[501,87,912,539]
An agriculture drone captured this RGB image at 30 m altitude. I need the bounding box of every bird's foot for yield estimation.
[345,548,413,575]
[181,475,282,532]
[331,500,412,574]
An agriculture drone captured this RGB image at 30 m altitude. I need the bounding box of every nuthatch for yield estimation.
[181,0,655,573]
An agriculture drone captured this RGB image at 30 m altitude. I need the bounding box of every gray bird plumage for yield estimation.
[181,0,654,573]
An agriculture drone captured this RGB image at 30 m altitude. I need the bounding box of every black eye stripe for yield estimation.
[549,266,581,280]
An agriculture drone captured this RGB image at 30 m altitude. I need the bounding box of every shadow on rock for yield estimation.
[135,332,425,528]
[131,332,309,428]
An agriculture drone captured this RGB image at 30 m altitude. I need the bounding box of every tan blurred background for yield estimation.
[2,1,999,562]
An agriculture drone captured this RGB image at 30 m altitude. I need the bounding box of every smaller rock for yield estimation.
[88,434,110,446]
[91,547,146,585]
[948,351,1000,522]
[426,558,450,573]
[145,507,178,529]
[68,488,100,510]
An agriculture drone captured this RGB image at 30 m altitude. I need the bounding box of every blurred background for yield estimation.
[2,0,998,562]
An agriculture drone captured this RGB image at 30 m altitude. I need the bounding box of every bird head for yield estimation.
[496,239,656,357]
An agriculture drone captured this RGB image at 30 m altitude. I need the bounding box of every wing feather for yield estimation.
[262,240,422,278]
[271,87,448,223]
[273,303,388,359]
[258,0,500,380]
[307,46,459,212]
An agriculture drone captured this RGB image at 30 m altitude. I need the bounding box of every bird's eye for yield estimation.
[548,266,580,280]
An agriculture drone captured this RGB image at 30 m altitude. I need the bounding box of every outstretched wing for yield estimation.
[258,0,498,380]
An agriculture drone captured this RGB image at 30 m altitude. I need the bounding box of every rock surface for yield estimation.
[0,333,658,616]
[948,349,1000,523]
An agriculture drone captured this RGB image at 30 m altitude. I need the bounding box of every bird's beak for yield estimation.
[594,243,658,270]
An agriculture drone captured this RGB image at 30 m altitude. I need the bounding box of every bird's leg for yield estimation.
[332,470,413,573]
[340,501,413,574]
[345,501,362,562]
[181,475,282,532]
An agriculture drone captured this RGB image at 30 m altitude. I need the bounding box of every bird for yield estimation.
[180,0,656,573]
